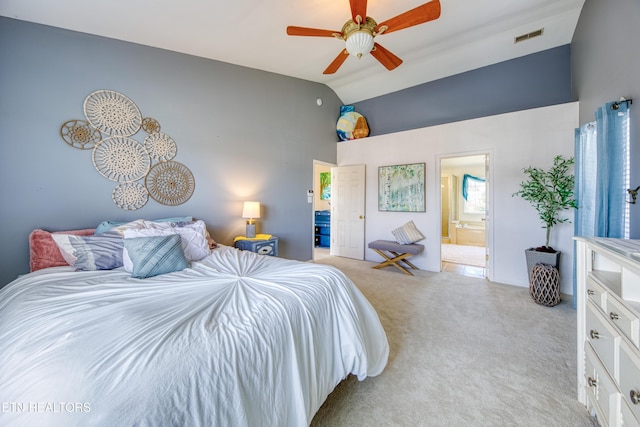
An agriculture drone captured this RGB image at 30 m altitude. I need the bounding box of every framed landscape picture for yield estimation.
[378,163,426,212]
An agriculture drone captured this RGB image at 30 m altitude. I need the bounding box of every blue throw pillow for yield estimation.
[51,233,124,270]
[123,234,189,279]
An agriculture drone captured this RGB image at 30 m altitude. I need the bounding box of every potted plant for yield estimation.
[513,155,578,277]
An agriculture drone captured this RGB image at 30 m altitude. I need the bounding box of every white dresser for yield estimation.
[575,237,640,427]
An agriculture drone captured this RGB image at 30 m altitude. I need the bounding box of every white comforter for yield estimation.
[0,246,388,427]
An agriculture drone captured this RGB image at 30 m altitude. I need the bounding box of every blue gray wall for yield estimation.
[353,45,573,136]
[572,0,640,238]
[0,17,342,287]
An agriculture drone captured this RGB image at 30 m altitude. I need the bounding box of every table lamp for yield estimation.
[242,201,260,238]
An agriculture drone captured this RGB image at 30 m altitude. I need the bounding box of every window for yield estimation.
[462,174,486,214]
[622,109,630,238]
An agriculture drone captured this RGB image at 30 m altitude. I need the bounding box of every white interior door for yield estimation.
[330,164,365,259]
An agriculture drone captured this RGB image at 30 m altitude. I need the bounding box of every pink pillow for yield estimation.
[29,228,95,272]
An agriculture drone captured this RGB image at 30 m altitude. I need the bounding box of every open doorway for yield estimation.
[312,160,335,261]
[440,154,488,278]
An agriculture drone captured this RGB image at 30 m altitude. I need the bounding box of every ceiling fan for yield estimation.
[286,0,441,74]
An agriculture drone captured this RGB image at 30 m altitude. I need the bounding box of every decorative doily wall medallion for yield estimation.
[61,89,196,210]
[142,117,161,134]
[60,119,103,149]
[112,182,149,210]
[92,137,151,182]
[144,133,177,162]
[146,161,195,206]
[84,90,142,136]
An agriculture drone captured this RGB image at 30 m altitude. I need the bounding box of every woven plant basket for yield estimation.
[529,263,560,307]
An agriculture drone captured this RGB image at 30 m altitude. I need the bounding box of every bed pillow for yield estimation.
[94,216,193,235]
[141,219,218,249]
[51,233,124,271]
[122,220,210,272]
[123,234,188,279]
[392,220,425,244]
[29,228,96,272]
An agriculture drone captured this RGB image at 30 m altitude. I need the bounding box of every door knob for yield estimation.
[359,215,364,219]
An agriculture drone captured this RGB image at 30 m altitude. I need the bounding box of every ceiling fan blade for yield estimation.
[286,26,341,37]
[350,0,368,23]
[370,43,403,71]
[323,49,350,74]
[376,0,441,34]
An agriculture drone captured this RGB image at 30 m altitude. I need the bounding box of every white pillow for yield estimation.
[392,220,425,244]
[122,220,210,272]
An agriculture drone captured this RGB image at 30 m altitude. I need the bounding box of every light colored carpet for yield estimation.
[311,256,596,427]
[441,243,486,267]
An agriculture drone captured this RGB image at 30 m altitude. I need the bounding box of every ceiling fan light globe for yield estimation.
[345,31,374,58]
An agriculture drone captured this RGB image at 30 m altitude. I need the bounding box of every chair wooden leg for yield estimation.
[372,249,414,275]
[389,251,419,270]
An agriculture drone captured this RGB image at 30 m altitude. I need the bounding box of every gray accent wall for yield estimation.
[0,17,342,287]
[352,45,574,136]
[572,0,640,238]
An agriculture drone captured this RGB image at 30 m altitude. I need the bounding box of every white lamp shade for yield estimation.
[345,31,374,58]
[242,201,261,219]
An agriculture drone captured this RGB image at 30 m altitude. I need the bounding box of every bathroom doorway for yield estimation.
[440,154,488,278]
[312,160,335,261]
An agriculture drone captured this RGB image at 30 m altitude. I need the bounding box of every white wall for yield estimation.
[337,102,579,294]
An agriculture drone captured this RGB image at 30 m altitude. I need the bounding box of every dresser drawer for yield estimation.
[607,296,640,347]
[586,300,621,380]
[314,225,330,236]
[585,343,619,427]
[620,340,640,422]
[586,275,608,312]
[621,398,640,427]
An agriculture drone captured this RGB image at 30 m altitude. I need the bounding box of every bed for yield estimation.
[0,220,388,426]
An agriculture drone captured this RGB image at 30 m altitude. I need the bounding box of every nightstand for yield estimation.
[234,236,278,256]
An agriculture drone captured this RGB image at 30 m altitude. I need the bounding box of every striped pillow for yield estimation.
[392,220,425,244]
[124,234,188,279]
[51,233,123,271]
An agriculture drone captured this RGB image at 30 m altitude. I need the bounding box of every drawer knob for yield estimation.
[587,289,595,296]
[588,377,597,388]
[589,329,600,340]
[631,390,640,405]
[609,312,619,320]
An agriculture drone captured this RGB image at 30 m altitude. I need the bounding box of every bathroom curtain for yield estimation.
[573,100,630,304]
[462,174,485,200]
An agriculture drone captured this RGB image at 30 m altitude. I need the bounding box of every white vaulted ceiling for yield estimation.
[0,0,585,104]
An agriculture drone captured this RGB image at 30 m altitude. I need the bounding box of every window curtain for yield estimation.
[462,174,485,200]
[573,100,630,304]
[574,101,630,239]
[574,123,597,238]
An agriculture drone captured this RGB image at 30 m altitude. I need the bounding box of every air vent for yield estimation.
[514,28,544,44]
